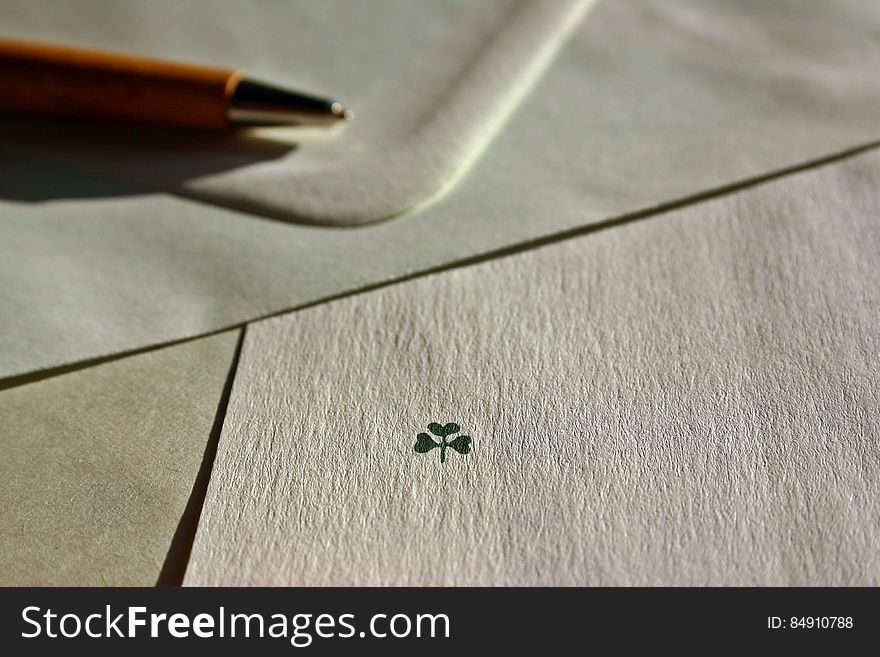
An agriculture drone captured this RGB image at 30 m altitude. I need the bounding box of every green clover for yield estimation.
[414,422,472,464]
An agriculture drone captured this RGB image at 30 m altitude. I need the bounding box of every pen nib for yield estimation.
[228,78,353,127]
[330,102,354,121]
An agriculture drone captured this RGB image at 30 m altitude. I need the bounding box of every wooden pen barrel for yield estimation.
[0,37,240,130]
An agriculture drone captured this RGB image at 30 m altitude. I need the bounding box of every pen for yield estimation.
[0,36,352,131]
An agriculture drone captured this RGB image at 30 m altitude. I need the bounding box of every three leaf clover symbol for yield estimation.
[414,422,472,464]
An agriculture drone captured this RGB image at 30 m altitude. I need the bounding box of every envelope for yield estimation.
[2,0,879,586]
[3,0,880,381]
[0,331,240,585]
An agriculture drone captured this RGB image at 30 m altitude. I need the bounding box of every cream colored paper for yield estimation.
[185,152,880,586]
[0,331,239,586]
[4,0,880,380]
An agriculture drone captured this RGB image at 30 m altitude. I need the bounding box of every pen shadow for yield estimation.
[0,115,300,204]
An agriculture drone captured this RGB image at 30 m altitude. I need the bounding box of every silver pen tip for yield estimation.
[228,78,354,127]
[331,102,354,121]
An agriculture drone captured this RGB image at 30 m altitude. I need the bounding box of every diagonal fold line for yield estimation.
[2,136,880,391]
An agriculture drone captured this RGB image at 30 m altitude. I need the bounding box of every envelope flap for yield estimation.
[1,0,594,226]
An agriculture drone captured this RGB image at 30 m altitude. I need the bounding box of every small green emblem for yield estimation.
[414,422,472,464]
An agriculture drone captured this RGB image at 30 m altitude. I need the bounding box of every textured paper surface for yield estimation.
[4,0,880,379]
[186,152,880,586]
[0,331,239,586]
